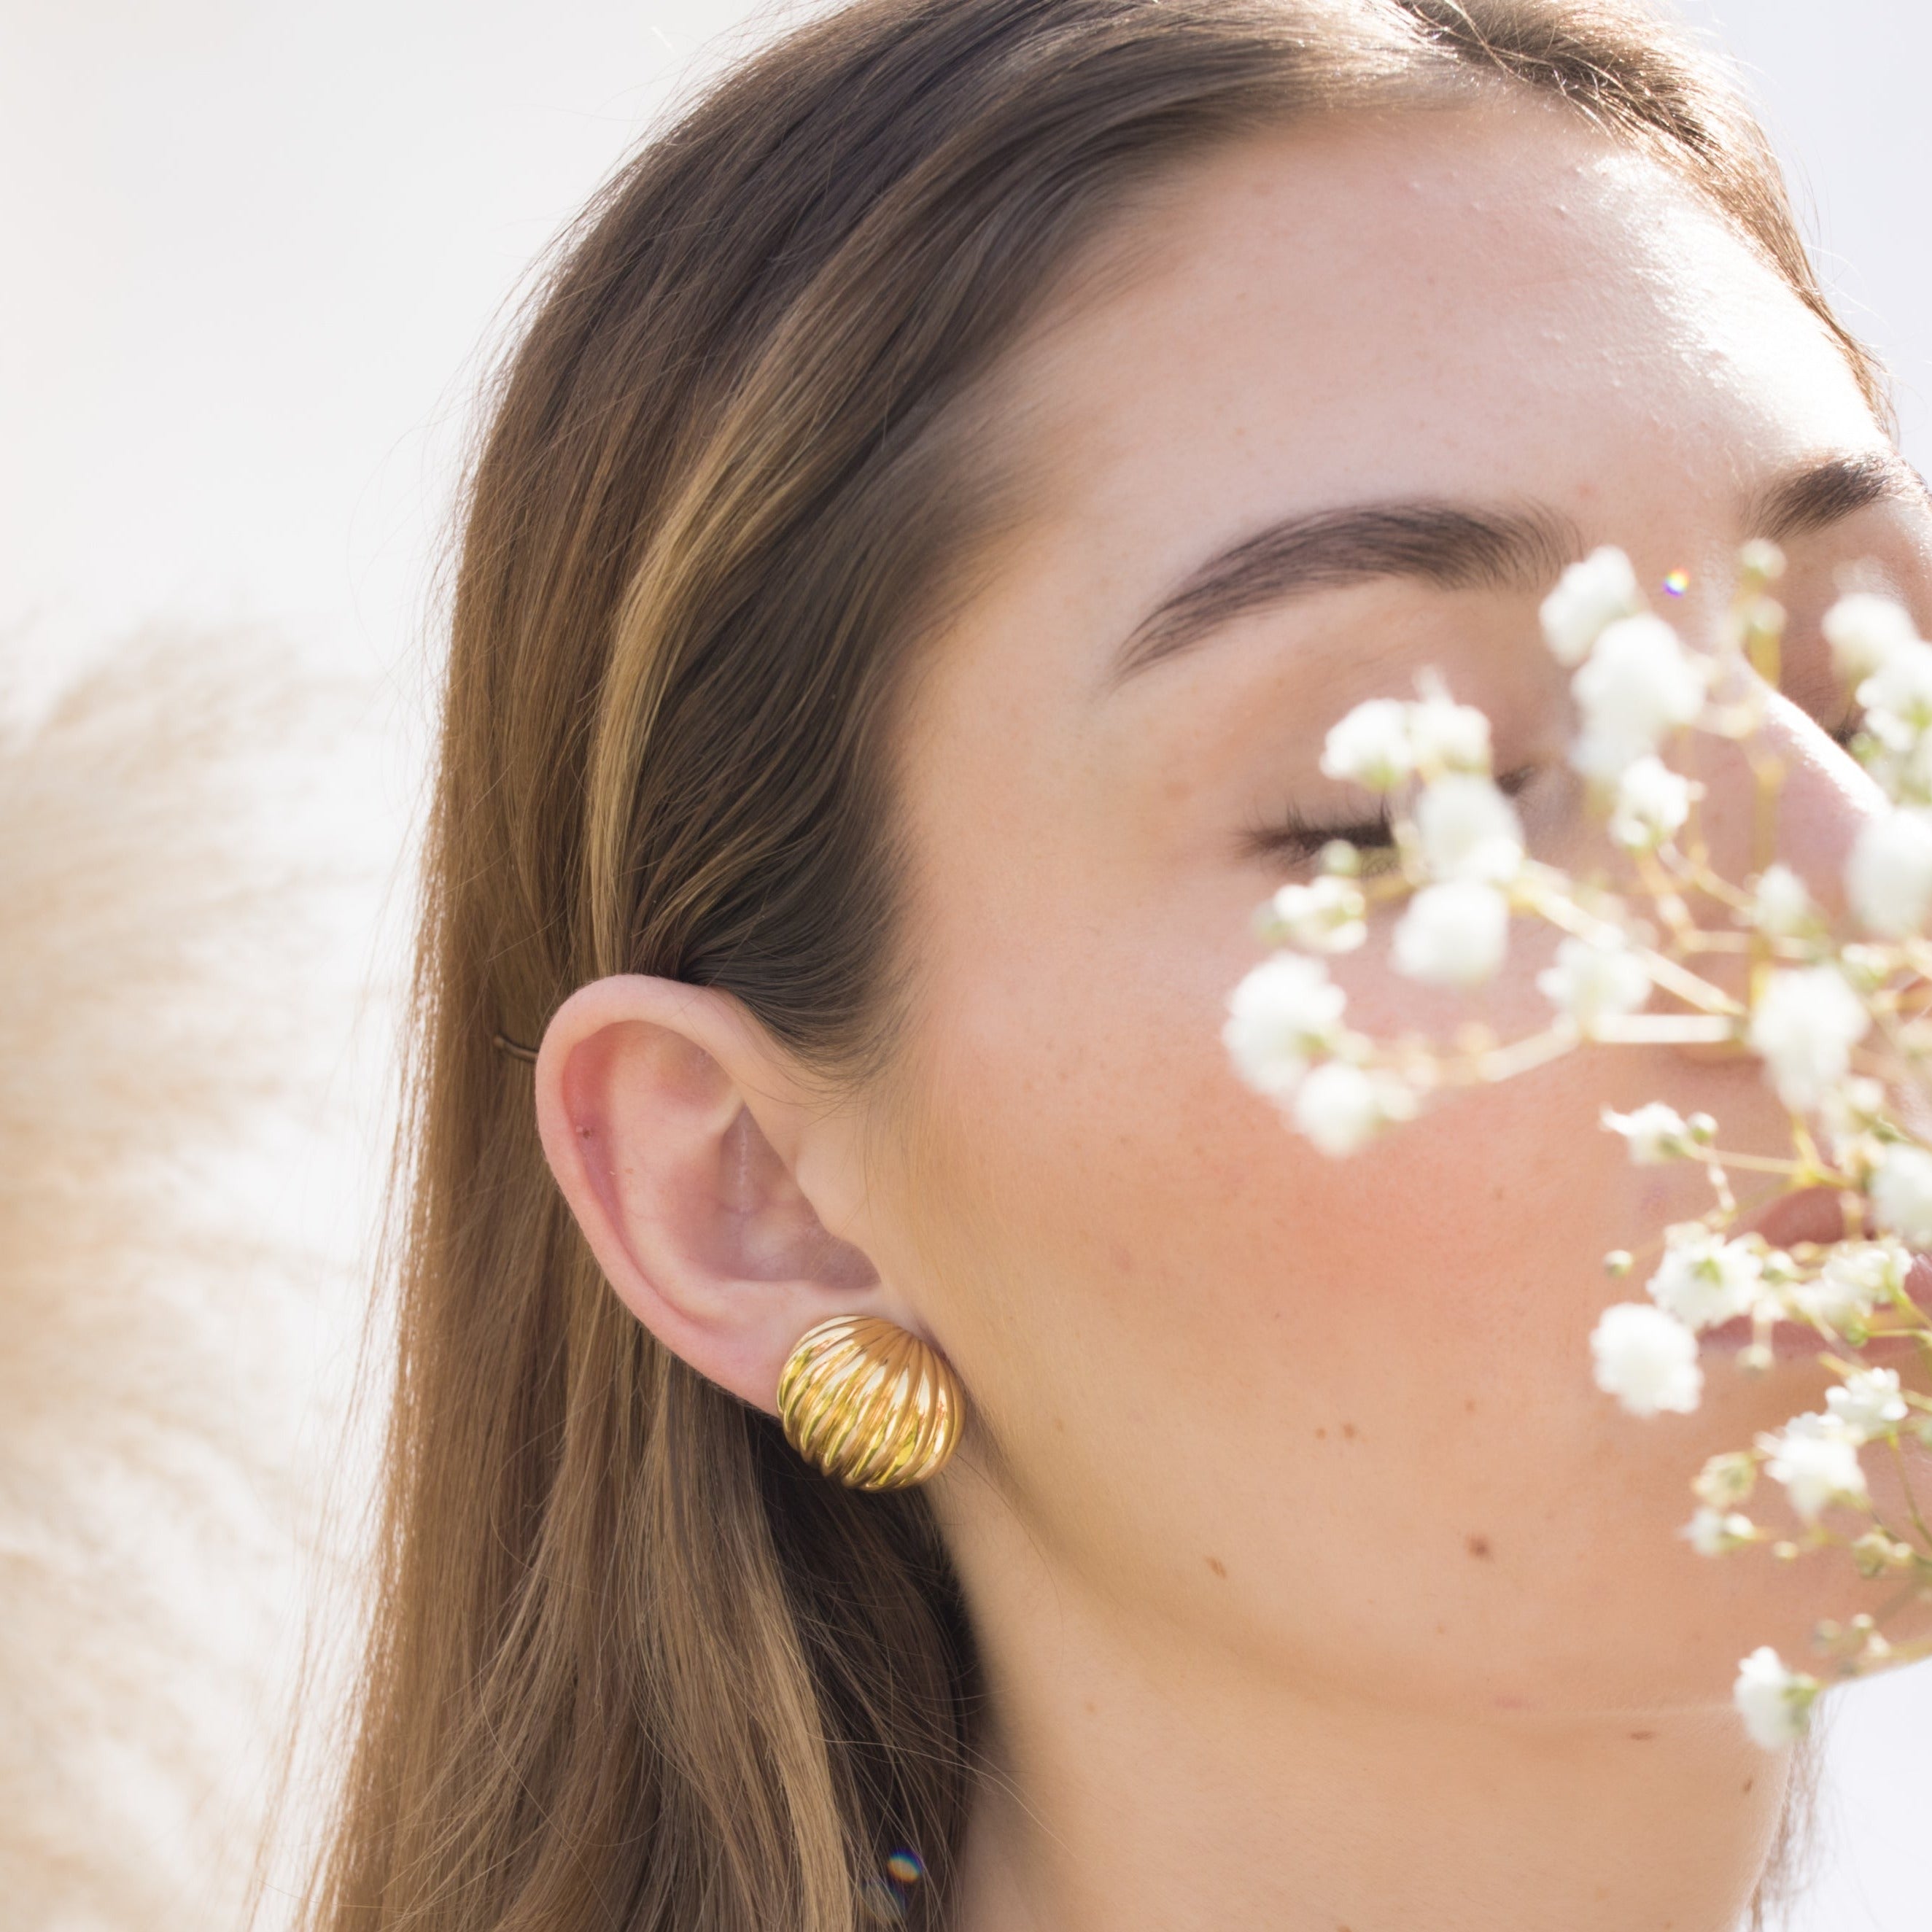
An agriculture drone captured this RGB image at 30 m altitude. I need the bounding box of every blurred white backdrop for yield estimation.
[0,2,1925,1927]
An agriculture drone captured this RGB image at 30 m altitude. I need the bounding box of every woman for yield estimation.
[311,1,1930,1927]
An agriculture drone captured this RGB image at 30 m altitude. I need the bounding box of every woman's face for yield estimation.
[850,99,1932,1715]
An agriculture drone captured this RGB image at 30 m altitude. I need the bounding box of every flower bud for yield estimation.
[1321,699,1413,791]
[1694,1451,1758,1508]
[1600,1101,1691,1163]
[1847,807,1932,938]
[1541,547,1642,667]
[1392,880,1510,988]
[1824,590,1917,684]
[1852,1529,1916,1578]
[1734,1648,1817,1750]
[1590,1303,1702,1416]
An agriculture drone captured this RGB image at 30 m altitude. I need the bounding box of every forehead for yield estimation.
[954,98,1874,664]
[886,96,1884,958]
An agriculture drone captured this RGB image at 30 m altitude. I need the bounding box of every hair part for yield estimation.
[309,4,1879,1928]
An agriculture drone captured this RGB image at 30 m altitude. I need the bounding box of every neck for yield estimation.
[946,1516,1790,1932]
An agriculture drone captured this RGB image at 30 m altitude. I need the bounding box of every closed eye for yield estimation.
[1244,764,1540,868]
[1243,801,1395,866]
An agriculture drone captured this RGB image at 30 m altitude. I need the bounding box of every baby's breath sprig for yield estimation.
[1225,543,1932,1745]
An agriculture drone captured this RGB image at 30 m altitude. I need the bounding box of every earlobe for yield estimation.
[532,975,882,1412]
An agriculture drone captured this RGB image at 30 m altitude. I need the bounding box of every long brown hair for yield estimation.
[311,4,1880,1928]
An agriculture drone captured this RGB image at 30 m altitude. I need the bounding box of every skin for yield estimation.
[538,98,1932,1932]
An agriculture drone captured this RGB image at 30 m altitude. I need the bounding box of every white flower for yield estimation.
[1601,1100,1692,1163]
[1260,875,1367,954]
[1607,753,1694,851]
[1869,1141,1932,1247]
[1570,615,1709,780]
[1762,1411,1868,1520]
[1541,546,1643,668]
[1407,675,1492,775]
[1858,638,1932,745]
[1683,1507,1756,1556]
[1415,774,1524,882]
[1747,966,1871,1114]
[1539,934,1651,1032]
[1826,1366,1909,1441]
[1866,732,1932,808]
[1821,1074,1888,1139]
[1749,864,1814,939]
[1291,1060,1413,1157]
[1223,955,1346,1098]
[1734,1648,1819,1751]
[1392,880,1511,987]
[1646,1227,1765,1332]
[1793,1239,1907,1330]
[1846,807,1932,938]
[1590,1302,1703,1416]
[1824,591,1919,684]
[1696,1451,1759,1509]
[1321,699,1413,791]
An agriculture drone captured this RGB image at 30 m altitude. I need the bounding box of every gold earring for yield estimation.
[776,1315,964,1490]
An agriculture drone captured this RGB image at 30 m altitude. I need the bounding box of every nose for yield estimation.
[1685,683,1888,934]
[1645,683,1890,1062]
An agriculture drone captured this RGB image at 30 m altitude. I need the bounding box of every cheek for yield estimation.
[895,888,1681,1595]
[912,904,1641,1403]
[883,818,1866,1704]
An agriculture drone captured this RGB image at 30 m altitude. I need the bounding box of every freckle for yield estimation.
[1466,1535,1491,1560]
[1434,1623,1446,1636]
[1084,1699,1097,1715]
[1464,1398,1477,1413]
[1628,1730,1655,1742]
[1206,1556,1227,1578]
[1052,1416,1066,1433]
[1315,1427,1327,1440]
[1341,1422,1357,1440]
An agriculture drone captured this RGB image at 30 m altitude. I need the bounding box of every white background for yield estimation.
[0,2,1925,1926]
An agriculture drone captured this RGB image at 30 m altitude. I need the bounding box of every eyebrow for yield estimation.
[1109,450,1930,688]
[1749,447,1928,543]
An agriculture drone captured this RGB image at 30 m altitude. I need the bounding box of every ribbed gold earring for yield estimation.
[775,1315,964,1490]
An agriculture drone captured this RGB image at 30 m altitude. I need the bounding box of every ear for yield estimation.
[533,975,888,1412]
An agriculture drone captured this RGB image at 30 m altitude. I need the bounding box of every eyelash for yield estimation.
[1247,803,1397,868]
[1247,764,1539,868]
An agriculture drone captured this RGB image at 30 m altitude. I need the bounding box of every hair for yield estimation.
[309,4,1879,1928]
